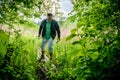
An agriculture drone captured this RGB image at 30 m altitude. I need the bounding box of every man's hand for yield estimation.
[38,35,40,39]
[58,38,60,41]
[56,38,60,43]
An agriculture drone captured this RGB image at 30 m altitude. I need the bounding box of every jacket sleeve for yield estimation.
[39,20,44,35]
[55,21,61,38]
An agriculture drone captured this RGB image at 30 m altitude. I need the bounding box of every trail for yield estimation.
[36,49,58,80]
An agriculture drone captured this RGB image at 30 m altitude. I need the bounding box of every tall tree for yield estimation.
[41,0,64,20]
[0,0,43,26]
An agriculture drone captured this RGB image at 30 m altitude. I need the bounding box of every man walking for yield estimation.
[38,13,61,60]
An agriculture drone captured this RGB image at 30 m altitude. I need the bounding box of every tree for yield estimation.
[41,0,64,20]
[0,0,43,27]
[68,0,120,79]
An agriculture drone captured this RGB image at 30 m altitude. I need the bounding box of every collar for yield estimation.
[46,19,52,23]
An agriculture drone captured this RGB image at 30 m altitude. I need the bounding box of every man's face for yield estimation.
[47,13,53,20]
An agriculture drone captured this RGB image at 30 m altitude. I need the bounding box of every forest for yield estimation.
[0,0,120,80]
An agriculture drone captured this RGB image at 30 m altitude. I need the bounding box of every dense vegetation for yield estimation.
[67,0,120,80]
[0,0,120,80]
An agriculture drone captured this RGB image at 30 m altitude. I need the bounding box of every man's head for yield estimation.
[47,13,53,21]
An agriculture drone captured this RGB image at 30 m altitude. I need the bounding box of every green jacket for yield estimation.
[39,19,60,39]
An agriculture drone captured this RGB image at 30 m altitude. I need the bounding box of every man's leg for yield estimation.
[48,38,54,60]
[41,38,47,60]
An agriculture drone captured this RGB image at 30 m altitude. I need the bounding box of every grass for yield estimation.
[0,23,81,80]
[21,26,80,80]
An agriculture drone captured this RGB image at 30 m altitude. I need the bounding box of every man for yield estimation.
[38,13,61,60]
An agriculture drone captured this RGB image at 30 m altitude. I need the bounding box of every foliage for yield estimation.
[41,0,62,14]
[0,0,120,80]
[0,0,43,27]
[0,29,40,80]
[66,0,120,80]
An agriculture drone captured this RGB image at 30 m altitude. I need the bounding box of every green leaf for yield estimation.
[66,34,76,41]
[72,40,81,45]
[0,30,8,55]
[71,28,77,34]
[87,49,98,53]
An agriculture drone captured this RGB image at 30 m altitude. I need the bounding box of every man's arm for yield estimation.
[38,21,44,37]
[55,21,61,40]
